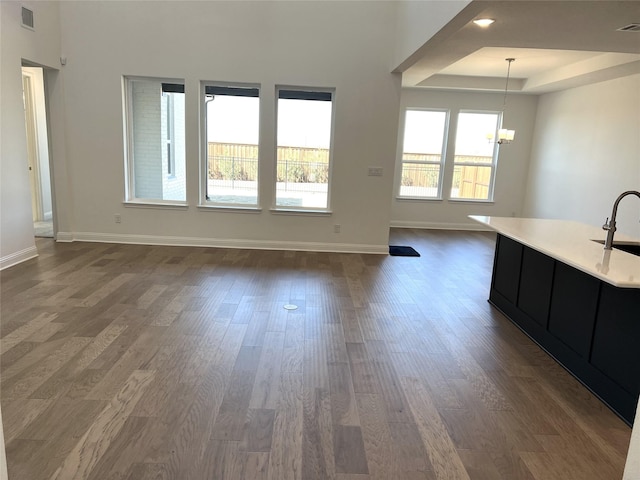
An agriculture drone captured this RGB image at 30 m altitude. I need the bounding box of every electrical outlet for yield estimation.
[114,214,121,224]
[334,224,341,233]
[368,166,383,176]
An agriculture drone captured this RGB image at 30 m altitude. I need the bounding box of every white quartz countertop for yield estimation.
[470,216,640,288]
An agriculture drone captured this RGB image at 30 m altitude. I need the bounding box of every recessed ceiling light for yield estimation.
[473,18,495,27]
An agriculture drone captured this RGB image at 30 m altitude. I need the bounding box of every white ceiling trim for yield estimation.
[400,1,640,93]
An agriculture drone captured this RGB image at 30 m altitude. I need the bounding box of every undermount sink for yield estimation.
[592,239,640,257]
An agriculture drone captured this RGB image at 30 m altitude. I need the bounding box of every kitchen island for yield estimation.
[471,216,640,425]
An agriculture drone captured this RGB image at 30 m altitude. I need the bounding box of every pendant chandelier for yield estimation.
[488,58,516,145]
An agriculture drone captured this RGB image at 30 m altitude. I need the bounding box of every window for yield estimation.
[399,109,448,198]
[204,85,260,206]
[276,88,333,210]
[124,78,186,202]
[451,111,500,201]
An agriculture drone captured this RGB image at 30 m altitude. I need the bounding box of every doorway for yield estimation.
[22,66,54,238]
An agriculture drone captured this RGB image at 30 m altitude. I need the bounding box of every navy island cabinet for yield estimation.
[489,233,640,426]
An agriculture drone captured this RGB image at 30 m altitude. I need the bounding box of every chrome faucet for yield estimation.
[602,190,640,249]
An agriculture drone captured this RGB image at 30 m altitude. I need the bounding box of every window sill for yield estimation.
[270,208,332,216]
[448,198,495,204]
[396,196,443,202]
[123,201,188,210]
[197,204,262,213]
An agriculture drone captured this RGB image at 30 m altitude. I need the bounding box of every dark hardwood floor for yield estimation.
[0,229,631,479]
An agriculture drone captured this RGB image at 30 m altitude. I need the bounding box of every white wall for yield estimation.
[391,88,538,229]
[0,1,62,269]
[523,74,640,238]
[56,0,402,252]
[393,0,471,71]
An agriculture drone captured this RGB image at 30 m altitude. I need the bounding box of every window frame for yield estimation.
[449,109,501,203]
[199,81,262,209]
[396,107,449,200]
[122,76,187,206]
[273,85,336,213]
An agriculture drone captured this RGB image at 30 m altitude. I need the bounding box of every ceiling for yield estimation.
[398,0,640,93]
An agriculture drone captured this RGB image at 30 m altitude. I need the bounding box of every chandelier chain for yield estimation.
[502,58,515,110]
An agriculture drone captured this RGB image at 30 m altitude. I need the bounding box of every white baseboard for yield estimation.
[0,246,38,271]
[57,231,388,254]
[55,232,74,242]
[390,220,492,231]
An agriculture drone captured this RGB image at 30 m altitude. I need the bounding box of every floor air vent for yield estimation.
[22,6,34,30]
[617,23,640,32]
